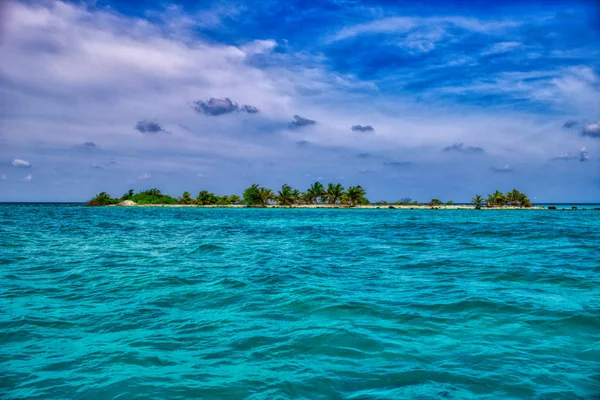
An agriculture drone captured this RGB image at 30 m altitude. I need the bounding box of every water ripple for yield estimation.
[1,205,599,399]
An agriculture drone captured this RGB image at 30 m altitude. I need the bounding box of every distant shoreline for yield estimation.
[109,203,553,210]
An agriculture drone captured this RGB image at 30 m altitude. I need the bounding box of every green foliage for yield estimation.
[471,194,484,208]
[428,198,443,206]
[375,200,389,206]
[445,200,454,205]
[346,185,367,206]
[132,189,177,204]
[276,184,295,205]
[306,182,325,204]
[325,183,345,204]
[121,189,135,201]
[228,195,241,204]
[86,192,119,206]
[243,184,265,205]
[179,191,196,205]
[196,190,217,205]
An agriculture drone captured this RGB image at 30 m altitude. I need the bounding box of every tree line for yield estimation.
[86,184,532,207]
[86,182,369,206]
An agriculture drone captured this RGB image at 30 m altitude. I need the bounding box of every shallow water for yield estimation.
[1,204,599,399]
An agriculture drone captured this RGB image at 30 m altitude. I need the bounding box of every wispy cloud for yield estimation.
[442,143,485,154]
[192,98,259,116]
[24,174,32,182]
[137,173,152,180]
[550,148,589,162]
[491,164,513,172]
[384,161,411,167]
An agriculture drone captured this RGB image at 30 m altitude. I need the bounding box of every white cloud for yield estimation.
[137,173,152,180]
[11,158,31,168]
[481,41,523,56]
[329,16,523,43]
[24,174,32,182]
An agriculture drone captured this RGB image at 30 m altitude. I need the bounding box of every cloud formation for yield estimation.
[442,143,485,154]
[384,161,411,167]
[296,140,311,146]
[83,141,97,147]
[192,98,259,116]
[24,174,32,182]
[563,120,578,129]
[137,173,152,180]
[550,148,589,162]
[582,123,599,138]
[135,120,165,134]
[491,164,513,172]
[352,125,375,132]
[12,158,31,168]
[289,115,316,128]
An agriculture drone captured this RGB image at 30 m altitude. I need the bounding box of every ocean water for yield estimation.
[1,204,599,400]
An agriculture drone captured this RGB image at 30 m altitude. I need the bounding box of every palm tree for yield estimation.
[259,187,274,205]
[300,191,313,204]
[306,182,325,204]
[276,184,294,205]
[121,189,135,200]
[506,189,521,206]
[196,190,214,205]
[291,189,301,204]
[487,190,506,207]
[325,183,345,204]
[346,185,366,206]
[243,184,263,205]
[179,191,194,205]
[471,194,484,209]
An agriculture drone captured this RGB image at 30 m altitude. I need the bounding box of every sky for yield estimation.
[0,0,599,202]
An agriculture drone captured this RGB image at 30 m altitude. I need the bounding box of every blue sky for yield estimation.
[0,0,599,202]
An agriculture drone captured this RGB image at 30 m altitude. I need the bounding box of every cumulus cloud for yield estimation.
[91,163,103,169]
[83,141,97,147]
[24,174,32,182]
[582,123,599,138]
[289,115,316,128]
[563,120,578,129]
[579,147,589,161]
[491,164,513,172]
[240,105,259,114]
[192,98,259,116]
[442,143,485,154]
[137,173,152,180]
[135,120,165,134]
[12,158,31,168]
[352,125,375,132]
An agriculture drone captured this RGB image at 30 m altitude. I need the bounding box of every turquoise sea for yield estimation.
[1,204,599,399]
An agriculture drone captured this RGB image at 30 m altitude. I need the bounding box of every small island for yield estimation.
[86,183,543,209]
